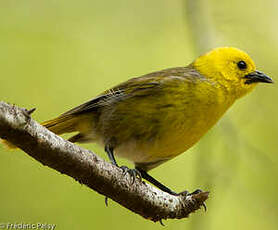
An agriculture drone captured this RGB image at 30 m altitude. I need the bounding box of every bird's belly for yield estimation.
[114,138,192,164]
[114,111,222,164]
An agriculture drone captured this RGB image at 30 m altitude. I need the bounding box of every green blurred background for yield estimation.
[0,0,277,229]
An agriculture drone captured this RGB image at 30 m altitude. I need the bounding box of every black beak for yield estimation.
[244,70,274,84]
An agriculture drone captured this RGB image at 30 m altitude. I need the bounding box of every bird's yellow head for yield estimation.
[193,47,273,99]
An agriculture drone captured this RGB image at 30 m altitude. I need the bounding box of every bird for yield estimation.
[3,47,274,195]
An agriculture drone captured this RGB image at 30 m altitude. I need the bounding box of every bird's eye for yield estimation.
[237,60,247,70]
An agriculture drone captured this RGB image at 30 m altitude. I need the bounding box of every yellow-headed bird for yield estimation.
[6,47,274,195]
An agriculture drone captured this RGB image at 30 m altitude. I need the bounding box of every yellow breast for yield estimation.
[115,78,236,164]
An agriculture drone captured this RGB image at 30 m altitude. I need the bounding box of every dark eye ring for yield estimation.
[237,60,247,70]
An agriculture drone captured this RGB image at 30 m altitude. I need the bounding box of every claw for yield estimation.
[129,168,142,184]
[135,169,142,181]
[120,166,129,175]
[202,202,207,212]
[159,219,165,226]
[120,166,142,184]
[105,197,109,207]
[187,189,207,211]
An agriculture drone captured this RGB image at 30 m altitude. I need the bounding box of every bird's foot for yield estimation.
[173,189,207,211]
[104,166,142,206]
[120,166,142,184]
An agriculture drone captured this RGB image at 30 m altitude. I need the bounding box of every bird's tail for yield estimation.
[41,115,78,135]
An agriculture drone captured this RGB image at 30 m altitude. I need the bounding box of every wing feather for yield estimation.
[58,66,200,116]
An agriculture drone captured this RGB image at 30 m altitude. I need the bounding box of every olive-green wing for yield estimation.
[60,82,160,117]
[60,66,200,116]
[41,66,201,135]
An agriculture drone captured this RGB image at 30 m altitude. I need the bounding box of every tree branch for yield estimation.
[0,101,209,222]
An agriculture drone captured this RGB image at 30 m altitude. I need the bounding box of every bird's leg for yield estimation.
[105,145,142,184]
[105,145,119,166]
[136,167,205,199]
[136,167,178,195]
